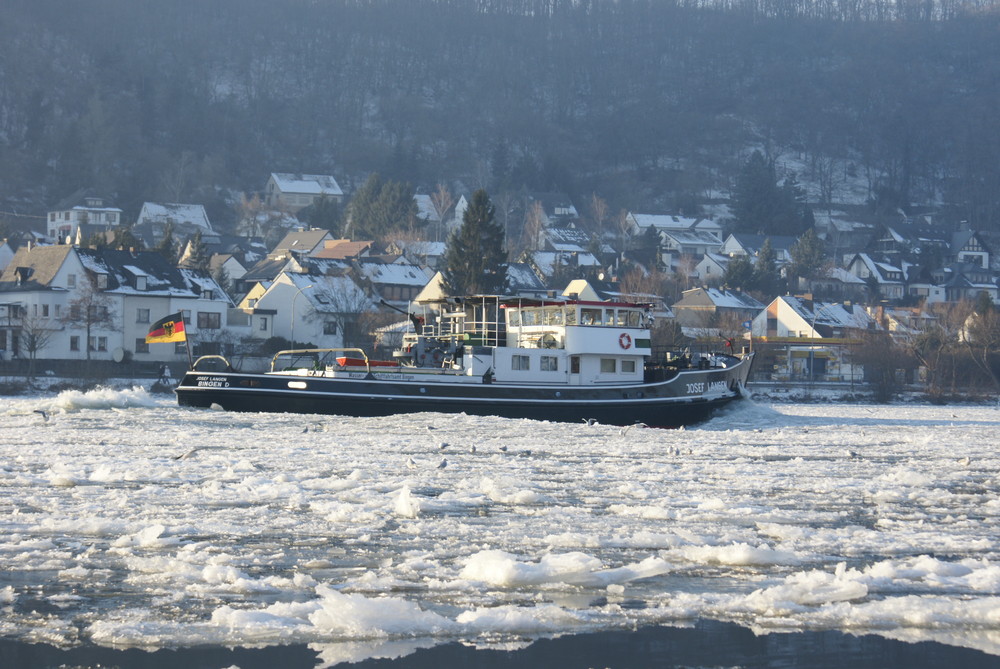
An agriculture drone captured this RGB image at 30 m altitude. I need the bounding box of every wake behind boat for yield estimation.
[175,295,754,427]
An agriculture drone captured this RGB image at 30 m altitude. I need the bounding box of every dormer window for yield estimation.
[202,289,214,300]
[96,274,108,289]
[136,276,147,291]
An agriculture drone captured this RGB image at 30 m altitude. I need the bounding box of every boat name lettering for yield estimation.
[195,375,229,388]
[687,380,728,394]
[347,372,415,381]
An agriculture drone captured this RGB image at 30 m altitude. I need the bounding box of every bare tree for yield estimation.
[430,183,455,243]
[521,200,546,252]
[588,193,609,239]
[59,275,118,361]
[17,309,58,383]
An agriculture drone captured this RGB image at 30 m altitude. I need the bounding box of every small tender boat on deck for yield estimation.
[175,295,754,427]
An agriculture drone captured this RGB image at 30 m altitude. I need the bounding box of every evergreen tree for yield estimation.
[155,223,178,264]
[300,195,342,235]
[751,237,780,296]
[787,228,827,284]
[723,254,755,291]
[732,151,813,236]
[442,189,507,296]
[345,173,383,239]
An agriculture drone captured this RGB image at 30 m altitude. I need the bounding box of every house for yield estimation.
[413,194,442,228]
[670,287,764,328]
[270,229,335,258]
[695,253,730,284]
[386,240,446,269]
[624,213,723,240]
[311,239,376,261]
[265,173,344,211]
[353,258,433,309]
[845,253,905,301]
[719,234,796,264]
[238,270,374,348]
[658,229,724,262]
[522,250,601,286]
[751,295,880,382]
[46,191,123,244]
[0,245,233,363]
[137,202,213,231]
[799,266,868,302]
[951,230,991,269]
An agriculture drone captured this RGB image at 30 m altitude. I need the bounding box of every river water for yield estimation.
[1,389,999,667]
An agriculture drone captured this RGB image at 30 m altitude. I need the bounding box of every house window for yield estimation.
[259,317,268,331]
[50,213,56,222]
[248,298,257,308]
[88,305,109,319]
[135,338,149,354]
[540,355,558,371]
[175,341,187,354]
[42,304,49,317]
[197,312,221,329]
[67,274,76,288]
[323,321,338,335]
[88,336,108,352]
[600,358,616,373]
[70,336,80,351]
[96,274,108,289]
[55,305,61,317]
[182,310,191,324]
[136,308,150,323]
[512,355,530,370]
[622,360,636,373]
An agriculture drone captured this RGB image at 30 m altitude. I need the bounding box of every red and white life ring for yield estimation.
[619,332,632,349]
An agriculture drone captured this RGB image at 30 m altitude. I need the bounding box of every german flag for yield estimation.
[146,312,187,343]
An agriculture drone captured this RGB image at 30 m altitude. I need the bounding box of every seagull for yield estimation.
[436,458,448,469]
[406,457,418,469]
[469,445,477,454]
[583,418,598,426]
[499,445,508,452]
[426,425,437,431]
[518,449,532,457]
[174,445,225,460]
[439,442,449,450]
[958,456,971,466]
[33,409,49,421]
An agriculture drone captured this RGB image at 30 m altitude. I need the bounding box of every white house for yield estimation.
[47,192,123,243]
[0,245,234,363]
[244,271,375,348]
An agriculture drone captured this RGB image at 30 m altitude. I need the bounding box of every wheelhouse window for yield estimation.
[600,358,616,373]
[512,355,530,371]
[581,308,602,325]
[622,360,636,373]
[540,355,558,371]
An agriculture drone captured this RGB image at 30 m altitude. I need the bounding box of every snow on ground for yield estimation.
[1,389,999,664]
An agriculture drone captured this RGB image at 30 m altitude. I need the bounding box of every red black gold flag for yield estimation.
[146,312,187,343]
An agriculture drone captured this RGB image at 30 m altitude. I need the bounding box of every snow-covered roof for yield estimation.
[356,262,432,287]
[782,296,877,331]
[138,202,213,231]
[270,173,344,197]
[413,194,441,223]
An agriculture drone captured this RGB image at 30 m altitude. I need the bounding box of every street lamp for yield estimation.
[290,284,313,346]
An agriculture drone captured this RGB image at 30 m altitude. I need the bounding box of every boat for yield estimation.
[174,295,754,427]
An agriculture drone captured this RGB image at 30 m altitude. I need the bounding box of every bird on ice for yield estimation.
[33,409,49,421]
[436,458,448,469]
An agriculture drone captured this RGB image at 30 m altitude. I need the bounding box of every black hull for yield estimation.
[175,354,753,428]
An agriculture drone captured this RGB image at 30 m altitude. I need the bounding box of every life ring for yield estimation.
[619,332,632,349]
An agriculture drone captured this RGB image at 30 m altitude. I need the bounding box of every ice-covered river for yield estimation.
[2,389,999,666]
